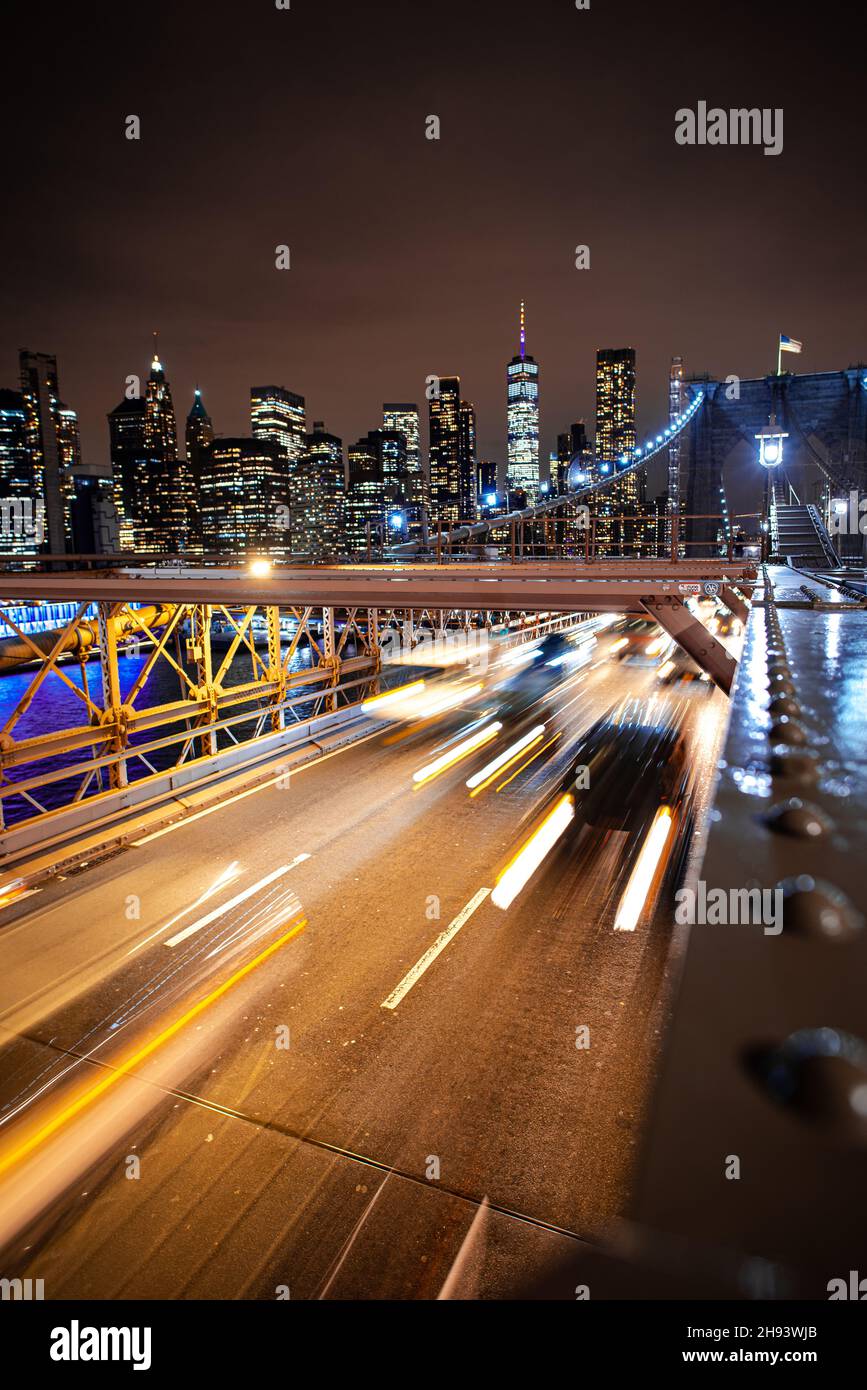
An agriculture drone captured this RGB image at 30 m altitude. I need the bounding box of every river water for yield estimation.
[0,637,327,828]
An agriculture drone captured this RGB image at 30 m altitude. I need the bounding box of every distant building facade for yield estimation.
[429,376,462,522]
[199,437,288,559]
[295,422,345,558]
[594,346,639,555]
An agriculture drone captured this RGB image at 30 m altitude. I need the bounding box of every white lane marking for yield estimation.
[130,726,384,846]
[164,855,310,948]
[381,887,491,1011]
[128,861,243,954]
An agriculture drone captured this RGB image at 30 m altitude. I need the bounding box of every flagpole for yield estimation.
[776,334,782,376]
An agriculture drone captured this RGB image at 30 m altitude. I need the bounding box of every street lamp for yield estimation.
[754,413,788,469]
[755,413,789,561]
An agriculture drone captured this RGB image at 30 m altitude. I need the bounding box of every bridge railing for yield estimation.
[389,511,764,565]
[0,597,585,848]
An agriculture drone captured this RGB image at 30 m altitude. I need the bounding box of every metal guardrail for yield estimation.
[0,597,585,844]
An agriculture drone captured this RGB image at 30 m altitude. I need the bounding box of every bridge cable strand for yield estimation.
[388,388,706,555]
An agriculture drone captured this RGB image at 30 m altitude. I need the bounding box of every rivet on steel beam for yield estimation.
[744,1028,867,1139]
[764,798,833,839]
[778,876,864,943]
[767,674,797,698]
[768,718,807,746]
[767,695,801,718]
[769,750,820,785]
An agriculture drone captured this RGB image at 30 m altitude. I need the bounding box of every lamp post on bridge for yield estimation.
[755,414,788,562]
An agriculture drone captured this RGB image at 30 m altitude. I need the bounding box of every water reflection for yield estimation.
[0,638,322,825]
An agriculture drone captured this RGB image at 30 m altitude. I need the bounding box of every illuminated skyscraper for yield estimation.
[144,340,178,463]
[383,403,424,506]
[139,342,186,553]
[377,429,408,503]
[56,401,81,475]
[458,399,477,519]
[199,437,287,559]
[0,390,35,558]
[19,350,71,554]
[345,435,386,553]
[70,467,120,556]
[250,385,306,462]
[556,421,591,493]
[296,422,344,558]
[428,376,461,522]
[506,302,540,500]
[107,393,148,550]
[250,385,305,547]
[596,347,636,464]
[185,388,214,476]
[185,387,215,548]
[594,347,638,554]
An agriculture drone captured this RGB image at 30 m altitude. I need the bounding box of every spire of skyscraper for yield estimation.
[519,300,526,361]
[188,386,210,422]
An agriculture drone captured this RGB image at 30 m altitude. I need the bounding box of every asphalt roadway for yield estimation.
[0,636,730,1299]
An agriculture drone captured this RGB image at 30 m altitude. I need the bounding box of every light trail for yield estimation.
[165,857,309,947]
[646,635,673,658]
[0,881,40,911]
[466,725,545,795]
[495,730,562,791]
[419,682,484,718]
[613,805,673,932]
[491,793,575,910]
[361,679,426,711]
[128,860,243,953]
[412,723,501,788]
[0,915,307,1181]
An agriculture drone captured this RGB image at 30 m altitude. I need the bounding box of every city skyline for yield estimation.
[4,328,865,552]
[3,0,864,488]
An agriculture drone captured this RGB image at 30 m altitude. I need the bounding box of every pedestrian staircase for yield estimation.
[770,482,838,570]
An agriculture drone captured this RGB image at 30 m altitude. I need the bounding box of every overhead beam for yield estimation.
[719,584,750,625]
[640,594,738,694]
[0,563,757,615]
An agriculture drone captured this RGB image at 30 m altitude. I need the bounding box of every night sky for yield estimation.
[3,0,865,502]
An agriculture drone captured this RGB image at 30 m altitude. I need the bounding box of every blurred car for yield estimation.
[492,631,585,722]
[491,701,694,920]
[608,618,672,664]
[562,704,689,834]
[707,611,741,640]
[562,704,694,928]
[656,647,712,688]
